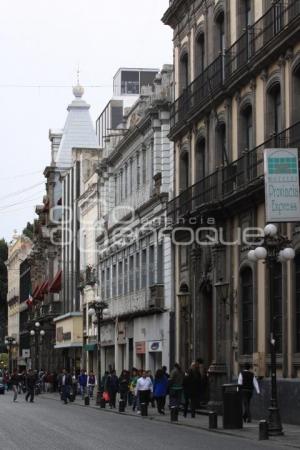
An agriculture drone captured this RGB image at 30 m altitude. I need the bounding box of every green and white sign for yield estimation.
[264,148,300,222]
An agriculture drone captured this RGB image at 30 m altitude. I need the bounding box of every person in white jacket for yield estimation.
[135,371,153,413]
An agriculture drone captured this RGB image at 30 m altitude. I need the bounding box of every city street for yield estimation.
[0,392,292,450]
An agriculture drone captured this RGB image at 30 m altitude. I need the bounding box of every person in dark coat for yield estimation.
[169,363,184,409]
[106,370,119,408]
[10,370,19,402]
[238,363,260,423]
[153,369,168,414]
[59,369,72,404]
[119,370,129,407]
[25,369,37,403]
[183,362,202,418]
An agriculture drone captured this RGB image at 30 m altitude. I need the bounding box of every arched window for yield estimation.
[241,267,253,355]
[216,11,225,56]
[273,262,283,353]
[195,32,205,77]
[267,82,282,136]
[180,52,189,93]
[216,122,227,166]
[195,138,205,182]
[295,254,300,352]
[292,63,300,124]
[179,152,189,192]
[240,105,253,151]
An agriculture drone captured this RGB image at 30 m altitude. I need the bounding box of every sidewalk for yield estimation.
[41,393,300,449]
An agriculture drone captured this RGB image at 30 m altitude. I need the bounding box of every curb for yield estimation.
[39,395,300,449]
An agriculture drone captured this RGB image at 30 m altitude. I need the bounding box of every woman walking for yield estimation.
[153,369,168,415]
[10,370,19,402]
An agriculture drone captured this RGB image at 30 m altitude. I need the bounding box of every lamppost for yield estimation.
[88,297,109,405]
[30,322,45,372]
[248,223,295,436]
[5,337,16,373]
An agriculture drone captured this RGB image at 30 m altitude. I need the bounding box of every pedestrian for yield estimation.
[106,370,119,408]
[146,370,155,407]
[119,370,130,407]
[129,368,138,411]
[71,371,78,400]
[238,363,260,423]
[87,371,96,398]
[135,370,153,414]
[153,369,168,415]
[25,369,37,403]
[60,369,72,404]
[10,370,19,402]
[79,369,87,399]
[183,362,202,418]
[162,366,169,379]
[169,363,184,411]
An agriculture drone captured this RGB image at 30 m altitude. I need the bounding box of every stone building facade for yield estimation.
[95,65,174,373]
[163,0,300,422]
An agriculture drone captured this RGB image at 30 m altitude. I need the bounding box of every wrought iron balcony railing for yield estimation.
[167,121,300,222]
[170,0,300,132]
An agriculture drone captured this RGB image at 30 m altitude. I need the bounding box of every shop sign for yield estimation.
[264,148,300,222]
[148,341,162,352]
[56,327,63,342]
[135,341,146,354]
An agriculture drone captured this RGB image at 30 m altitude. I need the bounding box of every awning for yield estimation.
[83,343,97,352]
[40,280,49,295]
[49,270,62,293]
[34,282,47,301]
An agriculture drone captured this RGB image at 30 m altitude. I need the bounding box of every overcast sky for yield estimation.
[0,0,172,242]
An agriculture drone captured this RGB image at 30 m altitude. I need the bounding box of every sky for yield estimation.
[0,0,172,242]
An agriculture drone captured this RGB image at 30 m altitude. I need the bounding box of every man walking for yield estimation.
[25,369,36,403]
[238,363,260,423]
[60,369,72,404]
[10,370,19,402]
[135,370,153,414]
[79,370,87,399]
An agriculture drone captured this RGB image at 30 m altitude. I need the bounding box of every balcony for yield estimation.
[170,0,300,136]
[105,285,165,319]
[167,121,300,223]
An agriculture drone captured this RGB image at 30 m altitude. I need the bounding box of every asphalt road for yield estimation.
[0,392,289,450]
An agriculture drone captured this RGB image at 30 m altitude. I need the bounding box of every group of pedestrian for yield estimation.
[0,368,38,403]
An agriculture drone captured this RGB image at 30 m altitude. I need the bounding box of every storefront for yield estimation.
[54,313,83,372]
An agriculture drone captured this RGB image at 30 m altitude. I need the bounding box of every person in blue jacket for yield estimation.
[153,368,168,415]
[78,370,87,399]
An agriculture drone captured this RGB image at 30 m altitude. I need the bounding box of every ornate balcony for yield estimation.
[170,0,300,137]
[167,121,300,223]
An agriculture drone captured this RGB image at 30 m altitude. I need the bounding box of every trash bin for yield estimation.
[222,384,243,429]
[84,396,90,406]
[119,399,125,413]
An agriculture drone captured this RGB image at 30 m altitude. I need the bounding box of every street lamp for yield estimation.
[88,297,109,405]
[247,223,295,435]
[30,322,45,372]
[5,337,16,373]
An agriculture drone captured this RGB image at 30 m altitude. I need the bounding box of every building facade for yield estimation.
[163,0,300,422]
[96,65,174,373]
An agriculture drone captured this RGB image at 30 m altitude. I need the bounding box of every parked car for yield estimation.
[0,377,5,395]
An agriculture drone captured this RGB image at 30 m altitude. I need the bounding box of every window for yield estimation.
[216,12,225,55]
[124,164,128,198]
[245,0,252,27]
[118,261,123,296]
[292,65,300,124]
[112,265,116,297]
[149,246,155,286]
[240,105,253,151]
[295,254,300,352]
[179,152,189,192]
[101,269,105,299]
[216,123,227,166]
[141,249,147,288]
[180,52,189,93]
[129,255,134,292]
[142,149,147,184]
[114,176,117,205]
[106,267,110,299]
[241,267,253,355]
[130,159,133,195]
[195,138,205,182]
[124,258,128,295]
[273,262,282,353]
[195,33,205,76]
[267,83,282,136]
[136,153,140,189]
[157,243,164,284]
[135,252,140,290]
[120,170,123,202]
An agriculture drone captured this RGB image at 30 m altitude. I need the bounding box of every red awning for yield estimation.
[40,280,49,295]
[32,284,40,299]
[34,284,44,301]
[49,270,62,293]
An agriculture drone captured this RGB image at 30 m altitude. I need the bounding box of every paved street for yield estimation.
[0,392,293,450]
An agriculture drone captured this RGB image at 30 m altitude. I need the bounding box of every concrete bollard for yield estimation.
[84,396,90,406]
[100,398,106,408]
[119,399,125,413]
[209,411,218,429]
[170,406,179,422]
[259,420,269,440]
[141,403,148,416]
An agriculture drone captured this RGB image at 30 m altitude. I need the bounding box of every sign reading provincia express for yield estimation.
[264,148,300,222]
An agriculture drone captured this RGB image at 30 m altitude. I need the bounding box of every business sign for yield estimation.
[264,148,300,222]
[135,341,146,354]
[22,349,30,358]
[148,341,162,352]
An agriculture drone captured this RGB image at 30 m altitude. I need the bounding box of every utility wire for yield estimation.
[0,182,44,201]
